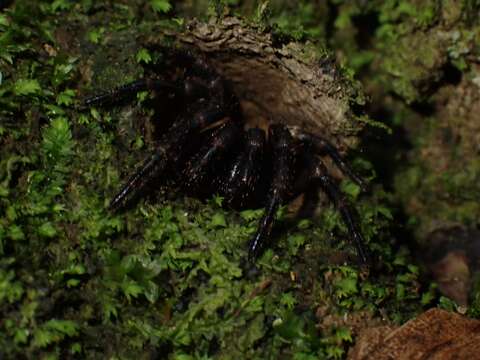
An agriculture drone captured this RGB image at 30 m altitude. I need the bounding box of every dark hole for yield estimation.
[0,0,13,10]
[325,1,339,40]
[359,105,413,192]
[412,61,463,109]
[440,61,463,86]
[208,336,221,356]
[173,287,196,313]
[352,11,380,50]
[410,99,436,117]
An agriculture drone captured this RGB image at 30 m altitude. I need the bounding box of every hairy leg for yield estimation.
[300,155,371,265]
[109,104,226,211]
[219,128,266,208]
[181,120,241,194]
[288,128,367,191]
[248,124,295,261]
[83,79,179,108]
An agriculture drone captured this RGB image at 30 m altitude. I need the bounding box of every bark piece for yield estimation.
[146,16,365,152]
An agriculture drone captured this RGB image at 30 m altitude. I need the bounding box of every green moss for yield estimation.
[379,32,446,103]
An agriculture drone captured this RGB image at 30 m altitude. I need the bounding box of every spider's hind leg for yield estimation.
[296,155,371,265]
[289,129,367,191]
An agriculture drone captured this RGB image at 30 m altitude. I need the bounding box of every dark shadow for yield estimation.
[352,11,380,50]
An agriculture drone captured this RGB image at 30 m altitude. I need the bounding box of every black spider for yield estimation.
[83,50,370,264]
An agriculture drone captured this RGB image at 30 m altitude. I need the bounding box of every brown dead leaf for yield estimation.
[349,308,480,360]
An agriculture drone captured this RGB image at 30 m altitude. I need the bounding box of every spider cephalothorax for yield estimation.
[84,45,370,264]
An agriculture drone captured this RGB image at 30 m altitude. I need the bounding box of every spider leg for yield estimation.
[83,79,180,108]
[289,129,367,191]
[108,104,226,211]
[82,57,223,109]
[248,124,295,261]
[220,128,266,208]
[298,156,371,264]
[181,120,241,194]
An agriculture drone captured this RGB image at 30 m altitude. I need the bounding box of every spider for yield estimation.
[83,49,370,264]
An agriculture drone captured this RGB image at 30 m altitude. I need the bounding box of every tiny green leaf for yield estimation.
[336,327,353,342]
[341,180,361,199]
[87,28,104,44]
[33,320,79,348]
[150,0,172,13]
[8,225,25,241]
[0,14,10,27]
[136,48,152,64]
[335,277,358,297]
[211,213,227,228]
[280,292,297,310]
[51,0,73,12]
[121,279,143,301]
[38,222,57,238]
[42,117,73,161]
[56,89,75,106]
[67,279,80,287]
[14,79,41,96]
[378,206,393,220]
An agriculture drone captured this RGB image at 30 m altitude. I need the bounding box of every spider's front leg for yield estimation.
[83,79,180,108]
[82,55,218,109]
[108,104,226,211]
[104,62,231,210]
[248,124,295,261]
